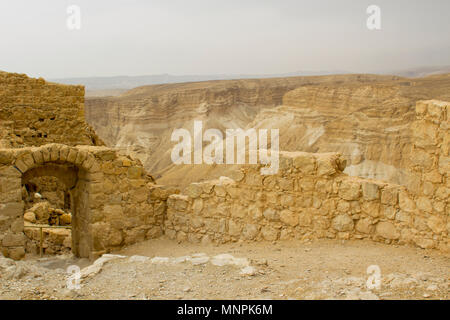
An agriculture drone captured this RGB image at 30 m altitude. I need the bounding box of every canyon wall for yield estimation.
[0,71,101,148]
[84,75,400,178]
[165,101,449,251]
[85,74,450,188]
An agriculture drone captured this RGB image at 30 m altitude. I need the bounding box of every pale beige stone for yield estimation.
[376,221,399,240]
[332,214,354,232]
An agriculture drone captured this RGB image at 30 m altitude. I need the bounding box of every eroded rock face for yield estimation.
[85,74,450,189]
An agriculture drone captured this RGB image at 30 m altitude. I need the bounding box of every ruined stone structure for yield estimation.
[0,71,101,148]
[0,144,167,260]
[0,71,448,261]
[0,72,167,260]
[165,101,449,251]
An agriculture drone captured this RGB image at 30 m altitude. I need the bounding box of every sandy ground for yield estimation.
[0,238,449,300]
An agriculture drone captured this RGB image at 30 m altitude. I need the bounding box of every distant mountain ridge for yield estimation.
[50,66,450,95]
[50,71,348,90]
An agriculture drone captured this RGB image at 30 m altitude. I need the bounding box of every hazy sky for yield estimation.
[1,0,449,78]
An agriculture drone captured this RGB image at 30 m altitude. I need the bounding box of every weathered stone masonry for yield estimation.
[0,144,168,260]
[0,70,448,261]
[166,100,449,252]
[0,71,101,148]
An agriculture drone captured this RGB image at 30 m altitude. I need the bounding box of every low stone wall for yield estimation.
[165,101,449,251]
[0,143,171,260]
[165,151,448,251]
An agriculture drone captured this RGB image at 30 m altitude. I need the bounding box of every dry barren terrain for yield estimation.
[1,238,448,300]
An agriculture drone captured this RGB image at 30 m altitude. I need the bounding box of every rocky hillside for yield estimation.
[85,73,450,188]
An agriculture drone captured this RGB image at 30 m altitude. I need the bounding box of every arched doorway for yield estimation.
[21,163,91,257]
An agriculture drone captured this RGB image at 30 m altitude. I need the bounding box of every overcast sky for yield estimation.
[1,0,449,78]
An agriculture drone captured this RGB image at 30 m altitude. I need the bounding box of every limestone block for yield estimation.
[427,215,446,234]
[23,211,36,223]
[381,186,398,205]
[424,170,442,184]
[124,227,146,245]
[127,167,143,179]
[361,202,380,218]
[399,191,416,212]
[438,156,449,176]
[31,149,44,165]
[82,154,96,170]
[263,208,279,221]
[228,220,242,237]
[245,172,263,186]
[355,219,373,234]
[185,183,203,198]
[332,214,354,232]
[337,200,350,213]
[66,148,78,163]
[395,211,412,224]
[2,232,26,247]
[0,202,24,218]
[280,209,298,227]
[192,198,204,215]
[280,194,294,207]
[190,216,204,229]
[0,166,21,178]
[362,182,380,201]
[49,145,60,161]
[278,177,294,191]
[376,221,399,240]
[414,238,435,249]
[242,224,259,240]
[381,205,396,220]
[338,180,361,200]
[435,187,448,200]
[412,120,438,147]
[214,185,227,197]
[298,211,312,227]
[261,226,279,241]
[167,195,189,211]
[7,247,25,260]
[59,146,70,162]
[299,177,315,192]
[228,170,245,182]
[316,157,337,176]
[293,154,316,174]
[411,149,433,168]
[416,197,433,213]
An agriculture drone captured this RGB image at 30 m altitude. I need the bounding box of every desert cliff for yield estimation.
[85,73,450,188]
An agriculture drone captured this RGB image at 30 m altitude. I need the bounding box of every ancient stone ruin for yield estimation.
[0,72,168,260]
[0,71,448,261]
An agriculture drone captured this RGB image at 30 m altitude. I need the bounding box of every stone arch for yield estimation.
[0,144,100,258]
[8,144,99,258]
[21,163,79,255]
[1,143,163,260]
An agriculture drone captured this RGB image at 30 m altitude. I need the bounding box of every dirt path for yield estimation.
[1,238,449,300]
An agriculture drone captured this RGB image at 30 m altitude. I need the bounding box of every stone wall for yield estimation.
[0,143,170,260]
[165,101,449,251]
[0,71,101,148]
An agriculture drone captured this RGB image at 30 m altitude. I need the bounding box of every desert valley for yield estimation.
[0,70,449,300]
